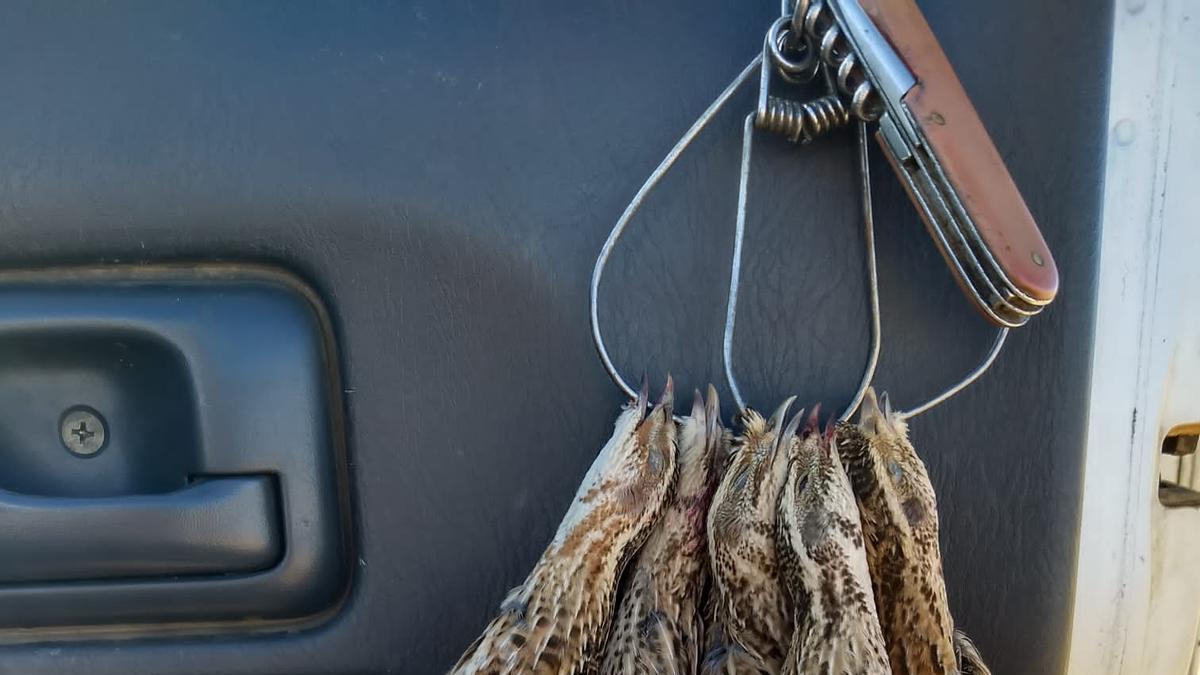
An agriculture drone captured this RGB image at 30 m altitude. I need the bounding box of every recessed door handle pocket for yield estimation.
[0,266,348,633]
[0,476,280,584]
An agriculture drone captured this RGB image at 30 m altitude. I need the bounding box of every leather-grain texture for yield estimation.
[0,1,1109,673]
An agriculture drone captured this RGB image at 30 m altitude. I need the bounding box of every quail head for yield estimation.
[836,387,956,675]
[775,410,890,675]
[450,378,678,675]
[706,397,800,672]
[600,385,724,675]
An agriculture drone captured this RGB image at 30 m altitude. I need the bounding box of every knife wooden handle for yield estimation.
[858,0,1059,304]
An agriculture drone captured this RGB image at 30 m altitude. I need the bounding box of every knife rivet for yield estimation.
[928,112,946,126]
[1031,251,1045,267]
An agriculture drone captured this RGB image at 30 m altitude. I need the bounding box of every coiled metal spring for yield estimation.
[756,94,850,144]
[791,0,884,121]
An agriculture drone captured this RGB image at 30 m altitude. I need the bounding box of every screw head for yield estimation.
[60,407,107,457]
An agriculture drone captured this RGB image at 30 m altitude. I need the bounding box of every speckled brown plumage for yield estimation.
[599,385,724,675]
[450,380,679,675]
[706,398,799,673]
[836,388,956,675]
[699,613,771,675]
[699,424,766,675]
[775,413,890,675]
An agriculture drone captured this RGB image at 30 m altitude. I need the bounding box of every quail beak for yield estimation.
[639,375,674,427]
[634,374,650,422]
[768,396,797,434]
[859,386,886,435]
[804,402,823,437]
[659,374,674,411]
[761,396,795,462]
[704,384,721,450]
[691,388,705,423]
[821,417,837,457]
[859,387,902,436]
[778,408,805,459]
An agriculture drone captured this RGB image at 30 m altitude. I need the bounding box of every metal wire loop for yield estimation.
[898,327,1009,420]
[722,112,881,420]
[767,16,819,84]
[593,34,1008,419]
[589,57,762,401]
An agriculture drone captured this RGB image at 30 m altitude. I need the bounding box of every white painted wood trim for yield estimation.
[1066,1,1200,674]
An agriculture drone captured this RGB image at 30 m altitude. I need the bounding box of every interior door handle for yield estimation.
[0,476,281,583]
[0,267,347,630]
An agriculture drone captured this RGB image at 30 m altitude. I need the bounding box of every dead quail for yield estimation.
[706,397,799,673]
[835,387,957,675]
[699,425,766,675]
[450,379,679,675]
[599,385,724,675]
[775,412,890,675]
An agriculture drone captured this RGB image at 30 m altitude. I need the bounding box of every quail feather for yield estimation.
[450,379,678,675]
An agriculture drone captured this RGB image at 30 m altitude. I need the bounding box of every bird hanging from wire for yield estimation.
[706,397,800,673]
[775,409,890,675]
[449,378,679,675]
[599,385,725,675]
[836,388,989,675]
[699,420,766,675]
